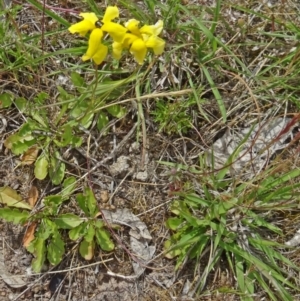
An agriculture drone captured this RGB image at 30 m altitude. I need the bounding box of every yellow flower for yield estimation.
[68,7,165,65]
[68,6,126,65]
[113,19,165,64]
[112,33,138,60]
[140,20,164,36]
[68,13,99,36]
[125,19,141,36]
[144,35,165,55]
[82,28,108,65]
[100,6,127,43]
[102,6,119,23]
[130,39,148,65]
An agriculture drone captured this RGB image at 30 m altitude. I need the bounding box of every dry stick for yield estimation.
[136,83,147,168]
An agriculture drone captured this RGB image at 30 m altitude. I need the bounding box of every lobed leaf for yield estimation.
[0,208,29,224]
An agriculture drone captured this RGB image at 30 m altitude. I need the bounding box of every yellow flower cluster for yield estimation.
[68,6,165,65]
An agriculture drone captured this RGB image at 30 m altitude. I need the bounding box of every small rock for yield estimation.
[109,156,130,176]
[135,171,148,181]
[100,190,109,203]
[129,142,140,153]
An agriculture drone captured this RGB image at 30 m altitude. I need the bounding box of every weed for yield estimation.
[163,152,300,300]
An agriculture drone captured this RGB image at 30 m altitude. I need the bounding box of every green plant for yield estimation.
[0,184,114,272]
[152,97,196,135]
[163,157,300,300]
[2,70,134,184]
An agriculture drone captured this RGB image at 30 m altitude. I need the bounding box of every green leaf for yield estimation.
[0,208,29,224]
[189,235,210,259]
[246,211,282,235]
[69,222,88,241]
[80,112,94,129]
[4,132,36,155]
[164,238,182,259]
[36,219,54,240]
[71,72,85,89]
[55,125,72,147]
[49,151,65,185]
[76,187,98,217]
[85,187,98,217]
[61,176,77,200]
[0,187,32,210]
[79,239,95,260]
[94,220,104,229]
[57,86,71,100]
[43,195,63,207]
[47,232,65,265]
[201,65,226,122]
[31,110,48,128]
[0,92,13,108]
[95,228,114,251]
[185,193,210,207]
[71,136,83,147]
[235,255,246,293]
[14,97,27,112]
[166,217,183,230]
[177,208,200,227]
[34,92,48,105]
[213,217,226,252]
[85,225,95,243]
[19,122,34,136]
[221,241,296,293]
[54,213,84,229]
[31,238,46,272]
[97,111,109,131]
[106,104,126,118]
[76,193,89,216]
[34,153,49,180]
[12,138,36,155]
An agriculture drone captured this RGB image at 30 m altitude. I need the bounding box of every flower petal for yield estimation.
[101,22,127,43]
[130,39,147,64]
[140,20,164,36]
[69,13,99,36]
[122,33,139,48]
[102,6,119,23]
[79,13,99,24]
[112,42,123,60]
[125,19,141,36]
[91,44,108,65]
[69,19,96,36]
[145,36,165,55]
[82,28,104,61]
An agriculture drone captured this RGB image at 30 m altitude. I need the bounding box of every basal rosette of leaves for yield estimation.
[68,6,165,65]
[0,184,115,272]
